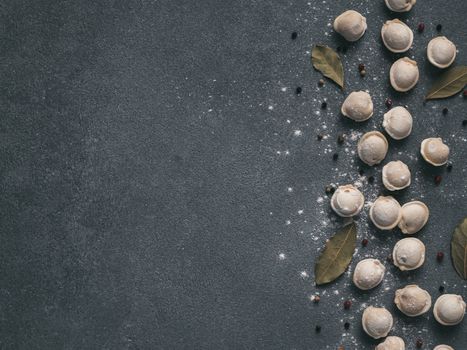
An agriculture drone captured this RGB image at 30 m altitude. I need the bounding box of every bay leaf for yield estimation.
[425,66,467,100]
[451,217,467,280]
[315,222,356,285]
[311,45,344,89]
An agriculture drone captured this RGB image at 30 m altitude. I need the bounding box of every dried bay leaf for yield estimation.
[425,66,467,100]
[315,222,356,285]
[451,217,467,280]
[311,45,344,89]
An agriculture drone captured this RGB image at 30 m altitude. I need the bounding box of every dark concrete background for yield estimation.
[0,0,466,349]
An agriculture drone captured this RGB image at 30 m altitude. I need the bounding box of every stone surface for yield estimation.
[0,0,466,349]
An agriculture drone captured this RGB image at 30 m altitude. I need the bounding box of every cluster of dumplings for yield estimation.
[359,291,465,344]
[333,5,458,85]
[328,3,462,349]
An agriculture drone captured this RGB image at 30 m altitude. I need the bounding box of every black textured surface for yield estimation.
[1,1,466,349]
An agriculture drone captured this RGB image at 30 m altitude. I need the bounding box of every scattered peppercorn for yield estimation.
[343,300,352,310]
[291,31,298,40]
[344,322,350,330]
[436,24,442,31]
[318,79,324,87]
[337,134,345,144]
[325,185,336,195]
[417,22,425,32]
[321,101,327,109]
[359,169,364,176]
[439,285,445,293]
[359,69,366,77]
[314,295,321,303]
[315,325,321,333]
[442,107,448,115]
[332,153,339,161]
[295,86,302,95]
[368,175,375,184]
[416,339,423,348]
[317,134,324,141]
[447,163,453,172]
[434,175,442,185]
[462,120,467,127]
[437,251,444,262]
[387,254,394,263]
[361,239,369,247]
[358,63,365,72]
[385,98,393,108]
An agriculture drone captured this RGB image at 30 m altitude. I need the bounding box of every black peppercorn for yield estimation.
[325,185,335,195]
[417,22,425,32]
[317,134,323,141]
[321,101,327,109]
[437,251,444,262]
[434,175,442,185]
[359,169,364,176]
[442,107,448,115]
[344,322,350,330]
[361,239,368,247]
[439,285,445,293]
[315,325,321,333]
[332,153,338,161]
[343,300,352,309]
[358,63,365,72]
[385,98,393,108]
[416,339,423,348]
[462,120,467,127]
[337,134,345,144]
[436,24,442,31]
[291,31,298,40]
[295,86,302,95]
[368,176,375,184]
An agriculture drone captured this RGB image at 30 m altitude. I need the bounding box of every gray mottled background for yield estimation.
[1,0,466,349]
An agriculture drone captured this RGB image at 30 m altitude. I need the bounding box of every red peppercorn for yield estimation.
[463,90,467,97]
[385,98,393,108]
[361,239,368,247]
[416,339,423,348]
[417,23,425,32]
[434,175,442,185]
[314,295,321,303]
[343,300,352,309]
[437,251,444,262]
